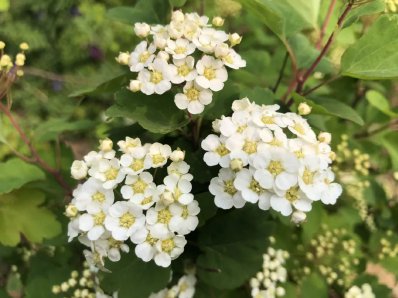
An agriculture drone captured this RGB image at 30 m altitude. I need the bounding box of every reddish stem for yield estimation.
[316,0,338,50]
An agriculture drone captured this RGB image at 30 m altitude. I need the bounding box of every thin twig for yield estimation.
[302,76,340,96]
[272,52,289,93]
[316,0,338,50]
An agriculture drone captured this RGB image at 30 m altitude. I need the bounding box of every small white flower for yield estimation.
[161,174,194,205]
[177,274,197,298]
[193,28,228,53]
[88,158,125,189]
[145,142,172,168]
[170,149,185,162]
[201,134,230,167]
[146,205,177,237]
[154,233,187,267]
[220,48,246,69]
[298,102,312,115]
[71,160,88,180]
[169,201,200,235]
[229,32,242,46]
[165,38,196,60]
[131,226,159,262]
[212,16,224,27]
[74,178,114,213]
[78,207,107,241]
[195,55,227,91]
[134,22,151,38]
[318,132,332,144]
[291,210,306,224]
[209,168,245,209]
[120,171,156,202]
[270,186,312,216]
[129,41,156,72]
[104,201,146,241]
[168,56,197,84]
[318,170,342,205]
[138,58,172,95]
[234,168,271,207]
[285,113,317,144]
[174,81,212,114]
[117,137,142,153]
[167,161,192,179]
[171,10,185,23]
[232,97,253,112]
[120,146,148,175]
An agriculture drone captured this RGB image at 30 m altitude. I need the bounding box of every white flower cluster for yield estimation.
[202,98,342,222]
[149,272,196,298]
[117,10,246,114]
[67,138,200,268]
[345,284,375,298]
[250,247,289,298]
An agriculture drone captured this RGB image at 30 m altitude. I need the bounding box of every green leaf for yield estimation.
[301,273,328,298]
[107,7,159,24]
[34,118,95,142]
[203,81,240,120]
[0,0,9,12]
[69,73,129,97]
[0,188,61,246]
[0,159,45,194]
[380,132,398,170]
[366,90,398,118]
[344,0,385,28]
[242,87,277,106]
[169,0,187,7]
[292,93,364,125]
[196,192,218,227]
[197,205,274,289]
[102,252,171,298]
[341,15,398,80]
[106,89,189,134]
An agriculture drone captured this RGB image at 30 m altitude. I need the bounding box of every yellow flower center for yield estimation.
[178,64,191,77]
[94,211,106,225]
[186,87,200,101]
[161,238,175,253]
[152,153,166,165]
[292,123,305,135]
[105,168,119,180]
[132,179,147,193]
[237,125,247,133]
[139,51,151,63]
[268,160,283,176]
[224,180,237,195]
[204,67,216,80]
[150,70,163,84]
[249,179,264,194]
[261,116,274,125]
[130,159,144,172]
[141,196,152,205]
[109,238,122,248]
[302,169,314,185]
[286,186,299,202]
[146,233,157,245]
[119,212,135,228]
[223,55,233,64]
[175,46,186,54]
[267,138,283,147]
[216,144,230,156]
[182,206,189,219]
[243,140,257,154]
[158,208,172,224]
[92,192,105,203]
[294,150,305,159]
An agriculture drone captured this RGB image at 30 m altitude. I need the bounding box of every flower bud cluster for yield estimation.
[67,138,199,268]
[149,272,197,298]
[385,0,398,13]
[0,42,28,76]
[344,284,375,298]
[117,10,246,114]
[202,98,342,221]
[377,231,398,260]
[215,0,242,17]
[250,246,289,298]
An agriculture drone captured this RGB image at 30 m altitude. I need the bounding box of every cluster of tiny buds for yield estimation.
[377,231,398,260]
[215,0,242,17]
[250,244,289,298]
[344,283,375,298]
[117,10,246,115]
[335,135,370,176]
[0,41,28,77]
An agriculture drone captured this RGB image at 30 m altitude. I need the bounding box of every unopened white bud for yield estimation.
[66,204,78,218]
[318,132,331,144]
[170,149,185,162]
[134,22,150,38]
[276,287,285,297]
[171,10,185,23]
[129,80,141,92]
[116,52,130,65]
[215,43,230,58]
[291,210,306,224]
[99,138,113,152]
[232,98,251,111]
[298,102,312,115]
[68,278,77,287]
[157,51,170,61]
[52,285,61,294]
[19,42,29,51]
[212,119,221,132]
[60,282,69,292]
[229,33,242,46]
[154,36,167,49]
[212,16,224,27]
[71,160,88,180]
[0,41,5,50]
[230,158,243,171]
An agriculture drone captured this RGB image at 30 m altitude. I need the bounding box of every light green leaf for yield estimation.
[102,252,171,298]
[344,0,385,28]
[106,89,189,134]
[34,118,95,141]
[242,87,277,106]
[380,132,398,170]
[197,205,274,289]
[0,159,45,194]
[341,15,398,79]
[169,0,187,7]
[107,6,159,24]
[366,90,398,118]
[69,73,129,97]
[301,273,328,298]
[0,188,62,246]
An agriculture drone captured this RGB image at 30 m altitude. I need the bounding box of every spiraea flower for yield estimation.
[202,98,342,221]
[68,139,199,269]
[118,11,246,114]
[345,284,375,298]
[149,271,197,298]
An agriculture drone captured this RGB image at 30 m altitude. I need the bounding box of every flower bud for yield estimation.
[298,102,312,115]
[229,33,242,46]
[115,52,130,65]
[212,119,221,132]
[0,54,11,67]
[154,36,167,49]
[214,43,229,58]
[128,80,141,92]
[170,149,185,162]
[232,97,251,111]
[318,132,331,144]
[0,41,5,50]
[212,16,224,27]
[65,204,78,218]
[276,287,285,297]
[99,138,113,152]
[230,158,243,171]
[291,210,306,224]
[19,42,29,51]
[134,22,151,38]
[52,285,61,294]
[60,282,69,292]
[157,51,170,61]
[171,10,185,23]
[71,160,88,180]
